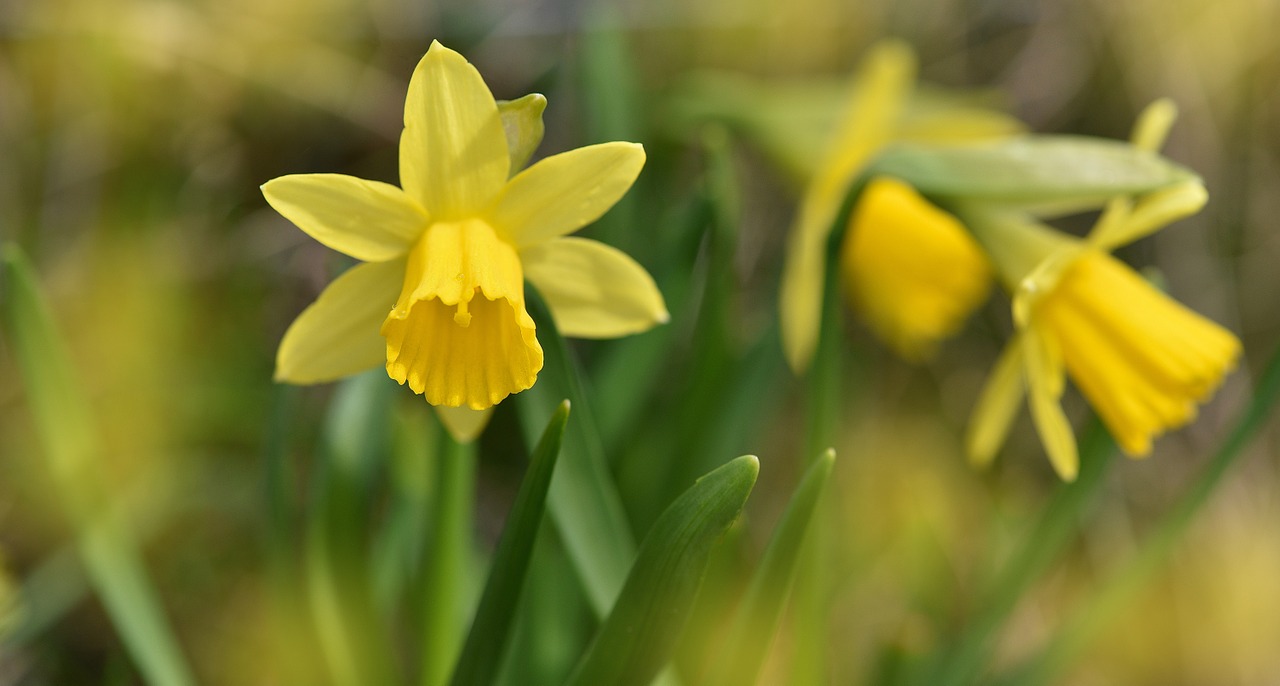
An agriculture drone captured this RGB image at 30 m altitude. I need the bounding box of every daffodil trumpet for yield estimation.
[264,42,668,441]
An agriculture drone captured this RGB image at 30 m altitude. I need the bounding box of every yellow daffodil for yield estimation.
[778,41,1021,371]
[839,177,992,360]
[962,100,1240,480]
[264,42,667,440]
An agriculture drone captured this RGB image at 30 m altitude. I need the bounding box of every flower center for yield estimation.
[381,219,543,409]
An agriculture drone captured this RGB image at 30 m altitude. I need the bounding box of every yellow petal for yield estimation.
[779,221,827,373]
[779,40,916,372]
[498,94,548,174]
[400,41,509,219]
[1023,326,1079,481]
[1086,98,1196,251]
[382,219,543,409]
[276,259,404,384]
[522,237,669,339]
[491,142,645,249]
[1130,98,1178,153]
[262,174,428,262]
[840,177,992,360]
[435,406,495,443]
[1088,181,1208,252]
[966,336,1026,468]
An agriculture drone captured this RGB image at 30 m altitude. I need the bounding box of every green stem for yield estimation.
[420,434,476,686]
[1011,346,1280,686]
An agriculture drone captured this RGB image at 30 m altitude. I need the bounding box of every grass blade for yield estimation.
[448,401,570,686]
[566,455,760,686]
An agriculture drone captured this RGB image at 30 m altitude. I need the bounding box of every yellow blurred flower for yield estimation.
[264,42,667,440]
[963,101,1240,480]
[777,41,1019,371]
[840,177,992,360]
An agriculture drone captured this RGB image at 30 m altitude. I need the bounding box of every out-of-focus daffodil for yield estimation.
[963,101,1240,480]
[840,177,992,360]
[775,41,1022,371]
[264,42,667,440]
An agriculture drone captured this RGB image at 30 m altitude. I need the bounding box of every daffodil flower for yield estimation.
[962,100,1240,480]
[777,41,1021,371]
[264,42,668,440]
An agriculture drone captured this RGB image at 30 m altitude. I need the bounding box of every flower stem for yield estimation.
[420,432,477,686]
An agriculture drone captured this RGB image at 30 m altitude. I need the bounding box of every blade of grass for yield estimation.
[707,449,837,686]
[1007,345,1280,686]
[448,401,569,686]
[566,455,760,686]
[0,244,194,686]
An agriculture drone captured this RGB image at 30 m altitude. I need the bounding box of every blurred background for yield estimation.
[2,0,1279,683]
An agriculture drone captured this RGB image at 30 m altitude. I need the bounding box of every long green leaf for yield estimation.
[870,136,1198,212]
[449,401,569,686]
[566,455,760,686]
[0,244,195,686]
[707,449,836,686]
[516,293,636,617]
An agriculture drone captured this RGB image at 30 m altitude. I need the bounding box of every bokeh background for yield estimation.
[2,0,1279,683]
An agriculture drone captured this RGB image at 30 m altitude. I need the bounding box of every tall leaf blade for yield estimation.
[706,449,836,686]
[516,293,637,617]
[566,455,760,686]
[448,401,569,686]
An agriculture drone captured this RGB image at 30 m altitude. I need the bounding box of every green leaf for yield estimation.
[869,136,1199,214]
[706,450,836,686]
[566,455,760,686]
[517,292,637,618]
[449,401,569,686]
[0,244,195,686]
[498,94,547,173]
